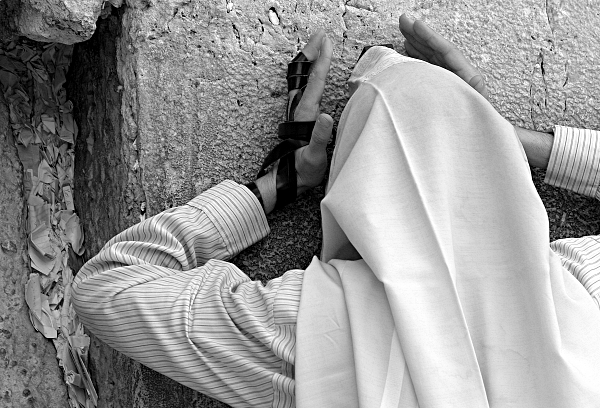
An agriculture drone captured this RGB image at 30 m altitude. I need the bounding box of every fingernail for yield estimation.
[318,114,333,128]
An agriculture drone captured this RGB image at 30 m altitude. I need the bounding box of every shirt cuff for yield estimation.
[544,125,600,199]
[188,180,270,257]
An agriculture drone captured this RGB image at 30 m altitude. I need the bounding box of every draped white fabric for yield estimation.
[295,48,600,408]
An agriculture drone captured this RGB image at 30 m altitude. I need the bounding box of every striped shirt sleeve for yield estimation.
[551,237,600,308]
[545,125,600,308]
[71,181,300,408]
[545,125,600,199]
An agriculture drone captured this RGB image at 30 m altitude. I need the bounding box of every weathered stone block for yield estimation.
[0,0,118,44]
[17,0,106,44]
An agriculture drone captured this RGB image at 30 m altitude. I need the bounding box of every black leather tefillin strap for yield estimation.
[243,180,264,210]
[256,138,305,210]
[279,51,316,142]
[258,51,315,210]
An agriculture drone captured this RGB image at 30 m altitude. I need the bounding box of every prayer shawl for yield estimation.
[295,49,600,408]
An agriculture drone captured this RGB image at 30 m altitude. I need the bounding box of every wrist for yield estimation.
[254,165,277,214]
[514,126,554,169]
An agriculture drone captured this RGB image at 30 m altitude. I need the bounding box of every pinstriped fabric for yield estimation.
[272,325,297,408]
[271,270,302,407]
[544,125,600,309]
[188,181,270,258]
[545,125,600,199]
[551,237,600,308]
[72,181,301,408]
[274,269,304,327]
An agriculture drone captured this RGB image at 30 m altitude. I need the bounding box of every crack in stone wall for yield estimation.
[65,8,146,407]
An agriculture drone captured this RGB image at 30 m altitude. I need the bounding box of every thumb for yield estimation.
[296,113,333,191]
[306,113,333,156]
[468,74,489,100]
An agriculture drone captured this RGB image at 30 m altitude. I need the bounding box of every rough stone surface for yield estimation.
[0,0,111,44]
[66,0,600,407]
[0,94,68,407]
[18,0,108,44]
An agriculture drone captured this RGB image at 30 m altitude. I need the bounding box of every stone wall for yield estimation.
[2,0,600,407]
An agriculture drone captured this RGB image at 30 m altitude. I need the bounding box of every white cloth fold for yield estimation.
[295,48,600,408]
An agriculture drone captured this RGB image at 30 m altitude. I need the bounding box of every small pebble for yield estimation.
[1,241,17,253]
[268,8,280,25]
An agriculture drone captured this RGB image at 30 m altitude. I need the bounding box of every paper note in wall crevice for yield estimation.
[30,223,56,258]
[66,335,98,406]
[58,211,84,255]
[18,127,35,146]
[38,159,56,184]
[29,246,55,275]
[25,274,58,339]
[28,190,45,207]
[62,185,75,211]
[42,144,59,166]
[59,112,76,144]
[28,203,51,232]
[28,224,57,275]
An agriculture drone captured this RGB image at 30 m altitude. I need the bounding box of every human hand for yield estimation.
[399,13,489,99]
[293,31,334,193]
[295,113,334,194]
[291,30,333,122]
[256,31,333,213]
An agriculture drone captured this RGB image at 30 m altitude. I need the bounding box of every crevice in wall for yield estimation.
[65,6,143,407]
[65,5,229,407]
[68,6,133,254]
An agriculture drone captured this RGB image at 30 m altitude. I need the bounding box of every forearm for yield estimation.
[74,181,269,289]
[71,181,273,399]
[514,126,554,169]
[70,180,283,403]
[72,258,274,405]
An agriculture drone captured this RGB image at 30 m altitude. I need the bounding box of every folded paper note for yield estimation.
[62,185,75,211]
[58,211,84,255]
[25,274,58,339]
